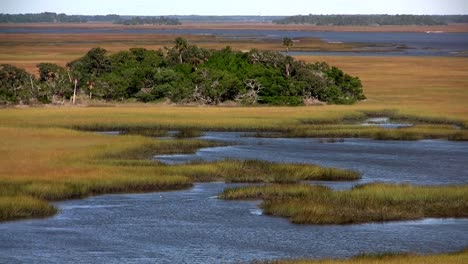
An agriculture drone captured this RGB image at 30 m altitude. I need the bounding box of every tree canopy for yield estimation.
[1,39,366,105]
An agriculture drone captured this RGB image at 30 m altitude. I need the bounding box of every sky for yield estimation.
[1,0,467,16]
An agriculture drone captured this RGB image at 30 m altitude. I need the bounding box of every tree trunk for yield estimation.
[73,79,77,104]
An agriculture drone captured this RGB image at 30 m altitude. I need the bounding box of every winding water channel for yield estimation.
[1,133,467,263]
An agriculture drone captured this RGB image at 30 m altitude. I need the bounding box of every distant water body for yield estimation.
[2,27,467,56]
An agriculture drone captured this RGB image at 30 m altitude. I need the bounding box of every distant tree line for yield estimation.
[172,15,286,23]
[0,12,120,23]
[114,16,181,25]
[273,15,468,26]
[2,13,467,25]
[0,38,365,105]
[0,12,181,25]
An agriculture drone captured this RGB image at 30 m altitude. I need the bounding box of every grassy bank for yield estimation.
[220,183,468,224]
[168,160,361,183]
[0,107,466,141]
[280,124,467,141]
[252,249,468,264]
[0,127,359,222]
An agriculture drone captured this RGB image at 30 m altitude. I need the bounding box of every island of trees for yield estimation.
[273,14,468,26]
[0,38,365,106]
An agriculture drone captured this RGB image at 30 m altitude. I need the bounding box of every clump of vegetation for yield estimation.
[220,183,468,224]
[0,196,57,222]
[172,160,361,183]
[1,38,365,106]
[101,139,221,160]
[251,248,468,264]
[120,127,168,137]
[174,128,203,138]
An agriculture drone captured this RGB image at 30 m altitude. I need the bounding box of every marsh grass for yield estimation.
[281,124,466,141]
[0,196,57,222]
[392,113,466,128]
[120,127,168,137]
[1,106,466,141]
[251,249,468,264]
[299,112,367,125]
[174,128,203,138]
[73,124,168,137]
[170,160,361,183]
[0,126,360,221]
[220,183,468,224]
[101,139,222,160]
[0,127,212,220]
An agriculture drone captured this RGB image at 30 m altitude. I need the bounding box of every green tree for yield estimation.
[67,47,111,81]
[174,37,189,64]
[283,37,294,53]
[36,63,73,102]
[0,64,38,104]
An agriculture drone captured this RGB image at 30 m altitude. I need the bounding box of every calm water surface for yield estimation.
[1,133,467,263]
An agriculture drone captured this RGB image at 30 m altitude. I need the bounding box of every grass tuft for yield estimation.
[251,248,468,264]
[174,128,204,138]
[221,183,468,225]
[0,196,57,222]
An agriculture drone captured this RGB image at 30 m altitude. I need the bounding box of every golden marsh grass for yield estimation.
[252,249,468,264]
[0,127,359,221]
[220,183,468,224]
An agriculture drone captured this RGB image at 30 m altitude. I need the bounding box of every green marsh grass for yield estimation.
[282,124,466,141]
[0,196,57,222]
[251,248,468,264]
[174,128,204,138]
[220,183,468,224]
[0,106,466,140]
[167,160,361,183]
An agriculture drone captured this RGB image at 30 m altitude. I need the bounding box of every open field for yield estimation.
[296,56,468,119]
[253,249,468,264]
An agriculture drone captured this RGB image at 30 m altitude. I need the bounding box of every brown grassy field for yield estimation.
[297,56,468,119]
